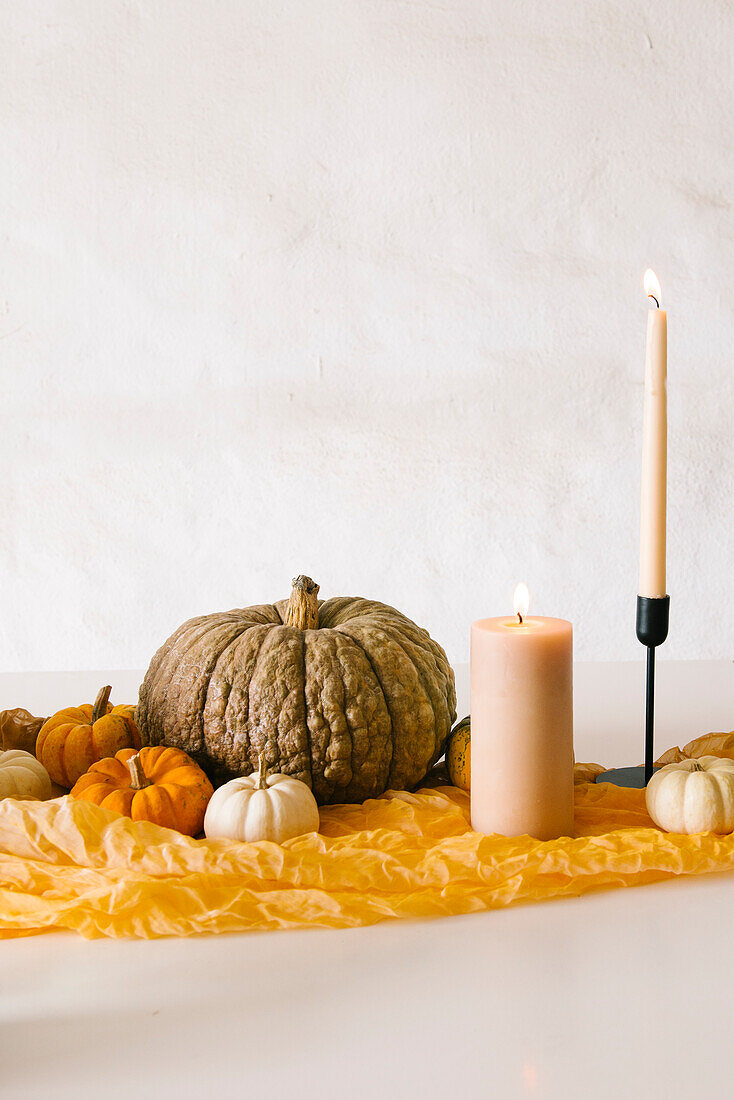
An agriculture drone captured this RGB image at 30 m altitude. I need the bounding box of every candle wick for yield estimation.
[517,612,523,625]
[648,294,659,309]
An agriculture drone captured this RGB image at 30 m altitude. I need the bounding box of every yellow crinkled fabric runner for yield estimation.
[1,731,733,940]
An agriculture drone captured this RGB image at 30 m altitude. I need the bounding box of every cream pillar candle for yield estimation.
[470,585,574,840]
[639,269,667,598]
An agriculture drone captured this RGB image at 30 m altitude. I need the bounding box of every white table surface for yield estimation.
[1,660,733,1099]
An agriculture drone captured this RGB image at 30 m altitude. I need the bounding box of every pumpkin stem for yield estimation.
[256,753,270,789]
[284,575,320,630]
[127,753,151,790]
[689,760,703,772]
[92,685,112,723]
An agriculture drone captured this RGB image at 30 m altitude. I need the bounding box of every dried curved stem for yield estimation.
[126,753,151,790]
[256,753,270,789]
[92,685,112,723]
[284,575,320,630]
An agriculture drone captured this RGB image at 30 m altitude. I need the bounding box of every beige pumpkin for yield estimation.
[204,755,320,844]
[646,756,734,834]
[0,749,54,801]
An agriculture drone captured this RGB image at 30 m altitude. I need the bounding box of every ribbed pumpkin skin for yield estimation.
[0,749,54,801]
[646,756,734,834]
[70,746,213,836]
[36,701,141,789]
[137,595,457,805]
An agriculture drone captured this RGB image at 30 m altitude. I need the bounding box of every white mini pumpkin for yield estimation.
[0,749,54,801]
[204,754,320,844]
[646,756,734,834]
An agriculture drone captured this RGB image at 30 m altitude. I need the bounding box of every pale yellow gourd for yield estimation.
[204,755,320,844]
[646,756,734,834]
[446,717,470,791]
[0,749,54,801]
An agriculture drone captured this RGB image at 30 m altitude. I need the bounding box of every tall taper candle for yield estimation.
[639,269,667,598]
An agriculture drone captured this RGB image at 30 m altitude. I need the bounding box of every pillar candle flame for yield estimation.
[513,583,530,622]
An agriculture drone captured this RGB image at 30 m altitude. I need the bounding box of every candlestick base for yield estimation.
[596,596,671,788]
[595,765,660,788]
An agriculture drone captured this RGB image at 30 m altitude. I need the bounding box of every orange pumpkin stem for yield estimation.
[127,753,151,791]
[92,685,112,723]
[284,576,320,630]
[256,753,270,789]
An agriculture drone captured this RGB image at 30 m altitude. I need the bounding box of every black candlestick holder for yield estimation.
[595,595,670,789]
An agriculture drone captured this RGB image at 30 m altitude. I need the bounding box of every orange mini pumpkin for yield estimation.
[70,746,214,836]
[36,685,141,788]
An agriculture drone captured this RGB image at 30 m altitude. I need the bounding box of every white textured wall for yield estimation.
[1,1,732,673]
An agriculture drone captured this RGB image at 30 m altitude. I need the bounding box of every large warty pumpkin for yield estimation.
[137,576,456,805]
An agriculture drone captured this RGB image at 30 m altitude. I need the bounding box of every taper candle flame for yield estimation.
[644,269,661,308]
[513,583,530,624]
